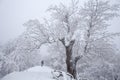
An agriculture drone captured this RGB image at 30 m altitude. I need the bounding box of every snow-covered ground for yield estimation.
[1,66,74,80]
[24,66,54,73]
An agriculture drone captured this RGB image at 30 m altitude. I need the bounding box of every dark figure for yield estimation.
[41,60,44,67]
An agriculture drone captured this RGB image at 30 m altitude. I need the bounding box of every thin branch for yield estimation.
[75,55,83,63]
[90,32,120,43]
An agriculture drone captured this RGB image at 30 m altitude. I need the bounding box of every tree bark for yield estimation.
[59,38,80,79]
[65,40,77,79]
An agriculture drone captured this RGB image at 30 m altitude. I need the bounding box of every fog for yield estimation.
[0,0,120,79]
[0,0,120,45]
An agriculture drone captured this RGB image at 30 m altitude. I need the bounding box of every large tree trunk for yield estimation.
[60,38,81,79]
[65,40,77,79]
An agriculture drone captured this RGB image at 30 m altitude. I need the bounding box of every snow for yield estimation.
[2,66,54,80]
[1,66,74,80]
[1,72,54,80]
[24,66,54,73]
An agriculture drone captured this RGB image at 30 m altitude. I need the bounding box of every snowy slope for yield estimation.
[24,66,54,73]
[1,66,74,80]
[2,66,54,80]
[1,72,54,80]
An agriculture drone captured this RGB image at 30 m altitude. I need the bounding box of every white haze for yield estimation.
[0,0,120,46]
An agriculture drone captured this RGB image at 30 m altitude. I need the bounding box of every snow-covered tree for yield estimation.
[78,59,114,80]
[0,52,19,77]
[0,52,4,72]
[110,53,120,80]
[8,34,42,71]
[2,40,17,56]
[0,57,19,77]
[45,42,66,71]
[0,33,42,76]
[23,0,119,79]
[78,52,120,80]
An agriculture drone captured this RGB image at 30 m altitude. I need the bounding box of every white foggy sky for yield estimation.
[0,0,120,45]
